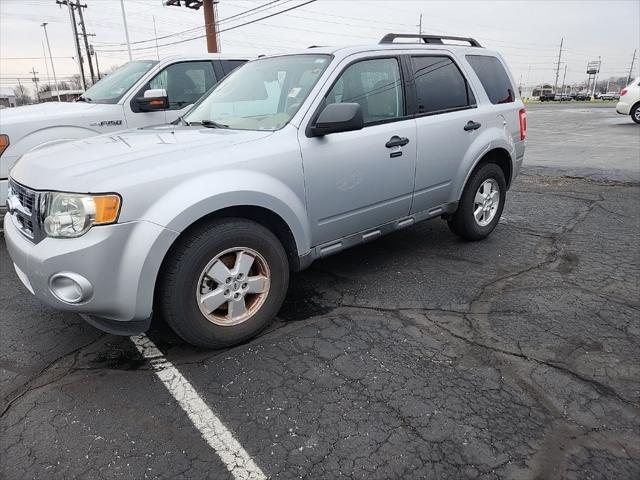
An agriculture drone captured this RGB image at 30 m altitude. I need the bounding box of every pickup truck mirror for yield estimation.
[310,103,364,137]
[136,88,168,112]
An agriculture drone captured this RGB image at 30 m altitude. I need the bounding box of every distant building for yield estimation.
[531,84,554,98]
[0,88,17,108]
[40,89,84,102]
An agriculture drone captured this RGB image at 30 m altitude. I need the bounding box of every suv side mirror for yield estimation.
[310,103,364,137]
[136,88,168,112]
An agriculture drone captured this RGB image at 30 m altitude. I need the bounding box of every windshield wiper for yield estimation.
[76,95,91,102]
[172,116,190,126]
[200,119,229,129]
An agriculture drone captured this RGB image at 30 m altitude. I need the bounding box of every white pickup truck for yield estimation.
[0,54,247,212]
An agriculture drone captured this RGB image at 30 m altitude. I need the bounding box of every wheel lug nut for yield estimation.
[225,277,232,284]
[242,283,248,289]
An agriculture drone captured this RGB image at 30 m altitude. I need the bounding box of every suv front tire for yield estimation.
[158,218,289,348]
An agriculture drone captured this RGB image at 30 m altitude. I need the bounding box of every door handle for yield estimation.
[385,136,410,148]
[464,121,482,131]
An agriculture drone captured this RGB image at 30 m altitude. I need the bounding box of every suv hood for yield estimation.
[10,125,274,191]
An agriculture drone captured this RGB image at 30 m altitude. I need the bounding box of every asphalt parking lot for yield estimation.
[1,104,639,479]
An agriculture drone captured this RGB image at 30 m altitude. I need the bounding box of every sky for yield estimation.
[1,0,639,96]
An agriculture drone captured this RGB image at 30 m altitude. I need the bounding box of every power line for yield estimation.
[96,0,317,53]
[94,0,284,47]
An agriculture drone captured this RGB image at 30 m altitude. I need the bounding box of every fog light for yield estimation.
[49,272,93,304]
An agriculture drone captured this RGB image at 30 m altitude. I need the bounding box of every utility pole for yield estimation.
[153,16,160,61]
[30,67,41,102]
[93,46,101,80]
[41,23,61,101]
[119,0,133,61]
[560,64,567,100]
[553,37,563,94]
[57,0,87,90]
[41,41,52,91]
[627,49,637,85]
[75,0,95,84]
[203,0,219,53]
[166,0,220,53]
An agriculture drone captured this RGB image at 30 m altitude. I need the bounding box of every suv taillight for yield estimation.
[620,88,628,96]
[518,108,527,141]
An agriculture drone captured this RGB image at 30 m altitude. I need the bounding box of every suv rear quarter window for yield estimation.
[466,55,515,104]
[410,56,475,114]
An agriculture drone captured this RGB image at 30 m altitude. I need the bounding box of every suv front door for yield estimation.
[299,56,417,247]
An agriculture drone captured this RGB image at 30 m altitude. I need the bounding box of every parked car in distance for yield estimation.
[5,33,526,349]
[539,92,556,101]
[599,91,620,100]
[616,77,640,124]
[554,94,572,101]
[0,54,248,214]
[572,92,591,101]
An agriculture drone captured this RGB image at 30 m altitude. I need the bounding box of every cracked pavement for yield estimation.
[1,105,639,479]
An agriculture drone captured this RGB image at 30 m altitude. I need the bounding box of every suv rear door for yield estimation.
[407,53,483,213]
[299,55,417,246]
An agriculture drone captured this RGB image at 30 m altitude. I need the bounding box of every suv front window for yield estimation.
[185,55,331,131]
[325,57,404,125]
[79,60,157,104]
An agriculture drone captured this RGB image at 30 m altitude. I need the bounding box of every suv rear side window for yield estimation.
[466,55,515,104]
[325,57,404,125]
[410,56,475,114]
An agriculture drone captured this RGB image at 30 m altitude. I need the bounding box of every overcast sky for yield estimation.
[1,0,639,95]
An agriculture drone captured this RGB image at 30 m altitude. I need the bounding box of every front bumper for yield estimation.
[4,214,179,333]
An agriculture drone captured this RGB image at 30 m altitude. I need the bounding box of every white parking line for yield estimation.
[130,334,266,480]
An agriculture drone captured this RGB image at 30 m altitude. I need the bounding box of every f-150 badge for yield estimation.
[90,120,123,127]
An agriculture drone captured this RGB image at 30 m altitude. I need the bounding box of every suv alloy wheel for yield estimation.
[448,163,507,241]
[158,218,289,348]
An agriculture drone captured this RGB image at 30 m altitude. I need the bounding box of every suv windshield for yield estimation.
[79,60,157,104]
[185,54,331,131]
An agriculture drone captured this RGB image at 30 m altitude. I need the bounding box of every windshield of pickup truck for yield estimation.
[78,60,157,104]
[184,54,331,131]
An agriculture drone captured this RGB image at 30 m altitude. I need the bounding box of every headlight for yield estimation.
[43,192,121,238]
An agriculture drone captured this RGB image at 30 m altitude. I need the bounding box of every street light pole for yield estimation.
[119,0,133,61]
[41,23,61,102]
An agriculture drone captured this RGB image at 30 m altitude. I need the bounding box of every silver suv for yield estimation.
[5,34,526,348]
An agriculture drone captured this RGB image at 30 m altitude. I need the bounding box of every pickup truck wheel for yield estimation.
[448,163,506,241]
[158,218,289,349]
[631,104,640,124]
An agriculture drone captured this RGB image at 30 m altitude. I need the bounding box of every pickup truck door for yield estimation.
[124,60,219,128]
[299,55,417,247]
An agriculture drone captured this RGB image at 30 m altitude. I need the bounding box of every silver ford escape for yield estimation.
[5,34,526,348]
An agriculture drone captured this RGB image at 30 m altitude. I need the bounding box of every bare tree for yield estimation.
[13,86,32,106]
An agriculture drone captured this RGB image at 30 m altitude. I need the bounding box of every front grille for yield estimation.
[7,179,42,243]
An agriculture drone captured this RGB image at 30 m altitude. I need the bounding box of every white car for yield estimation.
[616,76,640,124]
[0,54,247,213]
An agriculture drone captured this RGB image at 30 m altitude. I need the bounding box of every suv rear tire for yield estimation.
[448,163,506,241]
[158,218,289,349]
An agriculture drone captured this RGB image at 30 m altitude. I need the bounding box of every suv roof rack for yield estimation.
[379,33,482,48]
